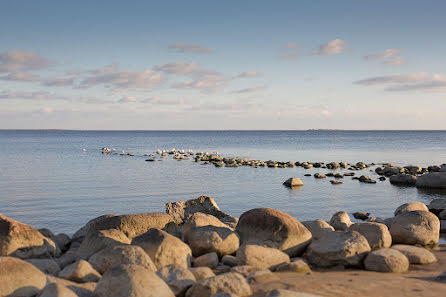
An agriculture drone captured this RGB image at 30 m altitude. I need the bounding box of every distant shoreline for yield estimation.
[2,129,446,132]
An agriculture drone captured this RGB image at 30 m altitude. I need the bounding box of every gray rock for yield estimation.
[157,264,196,297]
[185,272,252,297]
[283,178,304,187]
[77,229,130,260]
[26,258,61,275]
[236,244,290,270]
[221,255,237,267]
[182,213,232,244]
[193,252,219,268]
[394,202,428,216]
[72,214,117,243]
[301,219,334,240]
[391,244,437,264]
[188,225,239,257]
[348,222,392,250]
[389,174,417,186]
[428,198,446,215]
[416,172,446,189]
[364,249,409,272]
[38,283,78,297]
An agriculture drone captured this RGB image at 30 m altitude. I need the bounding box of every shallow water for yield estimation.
[1,130,445,235]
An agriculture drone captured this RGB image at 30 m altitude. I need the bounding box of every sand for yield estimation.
[251,245,446,297]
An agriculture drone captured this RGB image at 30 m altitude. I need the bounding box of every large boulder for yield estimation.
[89,245,156,274]
[236,244,290,270]
[0,256,47,297]
[132,228,192,269]
[389,174,417,186]
[157,264,196,297]
[166,196,237,227]
[77,229,130,260]
[428,198,446,215]
[72,214,117,243]
[301,219,334,240]
[182,213,231,243]
[364,249,409,272]
[348,222,392,250]
[188,225,239,257]
[304,231,371,268]
[389,210,440,246]
[93,264,175,297]
[394,202,428,216]
[26,258,61,275]
[329,211,352,231]
[185,272,252,297]
[0,214,58,259]
[391,244,437,264]
[235,208,312,257]
[58,260,101,283]
[79,213,174,240]
[416,172,446,189]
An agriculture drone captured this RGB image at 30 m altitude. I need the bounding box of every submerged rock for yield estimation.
[416,172,446,189]
[389,174,417,186]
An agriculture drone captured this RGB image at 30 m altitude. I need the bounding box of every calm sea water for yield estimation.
[1,130,446,235]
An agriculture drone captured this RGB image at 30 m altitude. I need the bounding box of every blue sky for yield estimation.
[1,0,445,129]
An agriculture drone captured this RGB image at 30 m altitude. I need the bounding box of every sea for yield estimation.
[1,130,446,235]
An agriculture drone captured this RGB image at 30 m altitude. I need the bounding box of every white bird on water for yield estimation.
[82,148,86,152]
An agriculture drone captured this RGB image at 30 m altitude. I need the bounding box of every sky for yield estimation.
[1,0,446,130]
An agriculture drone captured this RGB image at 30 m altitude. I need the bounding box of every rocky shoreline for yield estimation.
[1,195,446,297]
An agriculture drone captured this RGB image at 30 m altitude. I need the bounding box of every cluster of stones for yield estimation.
[374,164,446,188]
[1,195,445,297]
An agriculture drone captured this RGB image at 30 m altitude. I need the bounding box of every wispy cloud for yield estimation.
[43,76,76,86]
[237,71,260,78]
[364,49,401,61]
[0,50,51,73]
[81,64,164,90]
[118,96,189,105]
[0,90,69,100]
[0,71,40,82]
[354,73,446,92]
[317,39,346,55]
[169,42,213,54]
[230,86,266,94]
[155,62,199,74]
[382,57,407,66]
[172,71,227,93]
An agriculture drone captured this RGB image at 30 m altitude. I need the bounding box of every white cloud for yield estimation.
[231,86,266,94]
[169,42,213,54]
[172,71,227,93]
[364,49,401,61]
[81,64,164,90]
[0,71,40,81]
[382,57,407,66]
[237,71,260,78]
[318,39,346,55]
[119,96,139,103]
[0,50,51,72]
[354,73,446,92]
[279,53,300,60]
[155,62,199,74]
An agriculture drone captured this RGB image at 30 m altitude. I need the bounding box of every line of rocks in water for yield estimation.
[1,195,446,297]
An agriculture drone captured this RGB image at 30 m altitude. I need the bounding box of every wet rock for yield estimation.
[193,252,219,268]
[301,219,334,240]
[0,256,47,297]
[383,167,404,177]
[394,202,428,216]
[89,245,156,274]
[364,249,409,273]
[358,175,376,183]
[26,258,61,275]
[0,214,59,259]
[283,178,304,187]
[329,211,352,231]
[330,180,343,185]
[313,173,326,179]
[389,174,417,186]
[416,172,446,189]
[389,210,440,246]
[93,264,175,297]
[348,222,392,250]
[132,228,192,269]
[352,212,370,220]
[58,260,101,283]
[391,244,437,264]
[236,244,290,270]
[157,264,196,297]
[304,231,371,268]
[189,267,215,281]
[77,229,130,260]
[235,208,312,257]
[428,198,446,215]
[185,272,252,297]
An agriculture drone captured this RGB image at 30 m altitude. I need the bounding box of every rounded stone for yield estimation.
[364,249,409,273]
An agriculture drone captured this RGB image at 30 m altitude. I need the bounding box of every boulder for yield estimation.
[89,245,156,274]
[428,198,446,215]
[394,202,428,216]
[304,231,371,268]
[39,229,71,252]
[166,196,237,226]
[236,244,290,270]
[352,212,370,220]
[383,167,403,177]
[58,260,101,283]
[46,275,96,297]
[188,225,240,257]
[221,255,237,267]
[193,252,219,268]
[182,213,232,244]
[132,228,192,269]
[38,283,78,297]
[275,258,311,274]
[93,264,175,297]
[301,219,334,240]
[72,214,117,243]
[157,264,196,297]
[235,208,312,257]
[283,178,304,187]
[80,213,174,240]
[391,244,437,264]
[26,258,61,275]
[246,269,278,283]
[364,249,409,272]
[0,214,58,259]
[416,172,446,189]
[55,249,79,269]
[389,174,417,186]
[0,256,47,297]
[189,267,215,281]
[389,210,440,246]
[77,229,130,260]
[185,272,252,297]
[348,222,392,250]
[329,211,352,231]
[404,165,422,174]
